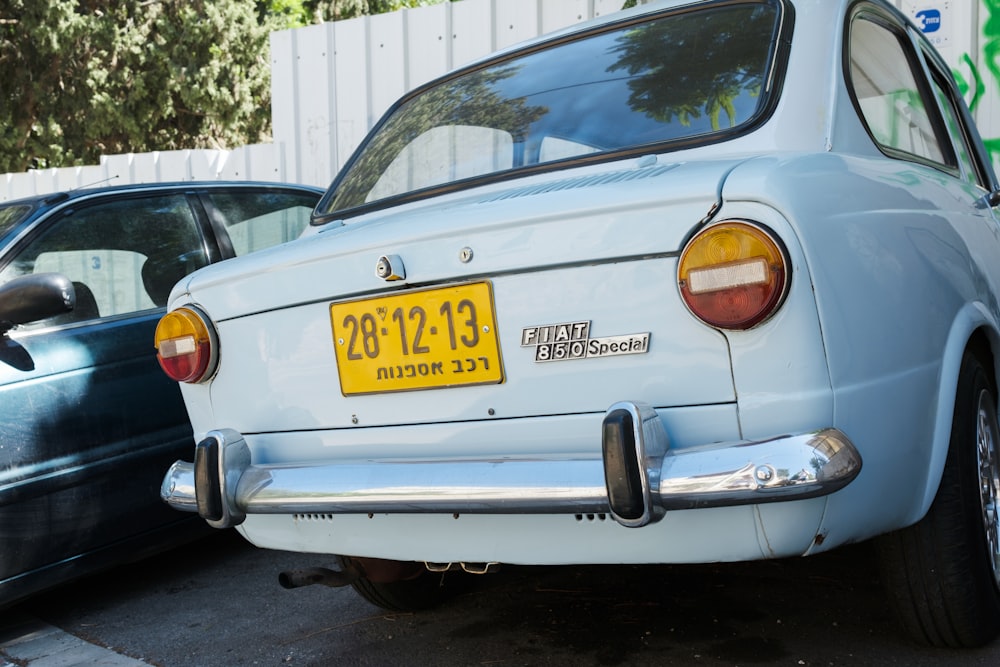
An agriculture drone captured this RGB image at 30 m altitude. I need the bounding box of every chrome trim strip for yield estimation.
[237,458,610,515]
[160,412,861,529]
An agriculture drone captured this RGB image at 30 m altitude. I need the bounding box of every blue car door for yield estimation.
[0,192,214,590]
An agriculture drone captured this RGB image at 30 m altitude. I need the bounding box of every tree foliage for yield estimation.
[0,1,281,172]
[298,0,449,23]
[0,0,447,174]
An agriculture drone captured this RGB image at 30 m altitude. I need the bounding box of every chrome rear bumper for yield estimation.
[161,402,861,529]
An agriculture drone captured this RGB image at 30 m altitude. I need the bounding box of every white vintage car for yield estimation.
[157,0,1000,647]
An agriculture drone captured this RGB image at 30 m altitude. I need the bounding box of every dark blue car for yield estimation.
[0,181,323,607]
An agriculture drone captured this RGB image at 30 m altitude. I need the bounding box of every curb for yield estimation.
[0,613,150,667]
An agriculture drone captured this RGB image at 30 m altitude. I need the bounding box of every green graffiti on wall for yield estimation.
[973,0,1000,161]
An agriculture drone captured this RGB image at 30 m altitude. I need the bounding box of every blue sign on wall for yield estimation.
[916,9,942,33]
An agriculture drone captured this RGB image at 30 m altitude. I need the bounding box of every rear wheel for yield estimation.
[338,556,462,612]
[877,350,1000,647]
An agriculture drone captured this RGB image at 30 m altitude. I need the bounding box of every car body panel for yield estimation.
[722,151,1000,531]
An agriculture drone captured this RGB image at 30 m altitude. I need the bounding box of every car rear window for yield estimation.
[317,0,784,219]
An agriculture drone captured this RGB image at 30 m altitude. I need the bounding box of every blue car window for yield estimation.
[201,191,317,256]
[849,15,952,169]
[0,194,208,327]
[928,66,984,188]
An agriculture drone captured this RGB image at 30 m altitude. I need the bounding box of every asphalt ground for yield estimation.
[2,530,999,666]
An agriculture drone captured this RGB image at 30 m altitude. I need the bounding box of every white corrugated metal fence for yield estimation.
[1,0,994,200]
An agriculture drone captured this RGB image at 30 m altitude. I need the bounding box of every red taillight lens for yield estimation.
[678,221,789,330]
[154,306,217,383]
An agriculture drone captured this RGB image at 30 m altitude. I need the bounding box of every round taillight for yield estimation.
[678,221,789,330]
[154,306,218,383]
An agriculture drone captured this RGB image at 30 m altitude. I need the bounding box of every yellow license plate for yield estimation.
[330,282,504,395]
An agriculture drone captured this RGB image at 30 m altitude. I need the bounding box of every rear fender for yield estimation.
[917,302,1000,523]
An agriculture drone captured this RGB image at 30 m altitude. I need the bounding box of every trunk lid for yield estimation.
[182,158,745,431]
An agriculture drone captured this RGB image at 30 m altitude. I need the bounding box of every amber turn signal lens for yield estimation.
[154,306,217,383]
[678,221,789,330]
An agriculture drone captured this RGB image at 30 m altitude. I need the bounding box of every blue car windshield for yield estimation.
[0,204,32,237]
[317,0,782,219]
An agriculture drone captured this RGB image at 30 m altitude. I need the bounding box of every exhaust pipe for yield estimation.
[425,562,500,574]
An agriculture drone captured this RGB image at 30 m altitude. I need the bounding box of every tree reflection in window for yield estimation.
[607,4,776,131]
[329,66,547,211]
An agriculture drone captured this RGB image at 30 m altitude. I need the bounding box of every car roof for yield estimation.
[1,180,324,208]
[0,180,326,249]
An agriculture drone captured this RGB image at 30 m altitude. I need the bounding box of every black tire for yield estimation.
[876,350,1000,647]
[338,556,460,612]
